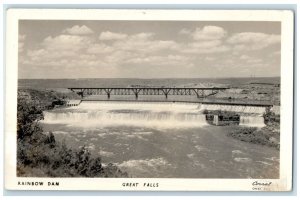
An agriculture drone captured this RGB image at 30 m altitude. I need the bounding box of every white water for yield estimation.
[43,101,207,128]
[239,116,265,127]
[199,104,266,114]
[41,101,275,178]
[42,101,266,128]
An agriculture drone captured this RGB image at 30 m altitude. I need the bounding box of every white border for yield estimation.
[4,9,294,191]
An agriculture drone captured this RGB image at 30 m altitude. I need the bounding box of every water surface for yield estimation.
[41,101,279,178]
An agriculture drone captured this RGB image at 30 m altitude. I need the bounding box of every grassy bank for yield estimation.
[17,89,128,177]
[228,125,280,150]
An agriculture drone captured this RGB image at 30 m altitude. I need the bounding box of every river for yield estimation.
[40,101,279,178]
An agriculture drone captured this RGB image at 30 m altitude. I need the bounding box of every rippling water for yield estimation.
[41,101,279,178]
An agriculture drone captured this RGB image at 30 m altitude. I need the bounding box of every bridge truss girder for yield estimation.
[69,87,228,99]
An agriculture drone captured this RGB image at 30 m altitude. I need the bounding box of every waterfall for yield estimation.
[199,104,266,114]
[239,115,265,127]
[42,101,207,128]
[42,101,268,128]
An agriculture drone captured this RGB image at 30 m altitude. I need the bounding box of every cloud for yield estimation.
[239,55,250,60]
[179,28,192,35]
[248,63,269,69]
[227,32,280,50]
[238,55,262,64]
[204,57,216,61]
[24,31,178,69]
[24,34,92,66]
[25,48,111,68]
[27,48,47,58]
[63,25,94,35]
[182,44,230,54]
[246,58,263,64]
[19,34,26,41]
[19,43,24,52]
[189,40,223,49]
[19,34,26,52]
[99,31,128,40]
[87,43,114,54]
[131,32,154,40]
[42,34,91,51]
[125,54,191,66]
[266,50,281,59]
[178,26,229,54]
[105,51,138,65]
[113,32,178,53]
[20,23,281,78]
[192,26,227,41]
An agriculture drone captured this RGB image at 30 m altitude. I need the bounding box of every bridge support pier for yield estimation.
[104,89,112,100]
[77,92,84,98]
[132,89,141,101]
[162,89,171,100]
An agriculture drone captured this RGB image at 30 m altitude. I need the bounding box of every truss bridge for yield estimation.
[68,87,229,99]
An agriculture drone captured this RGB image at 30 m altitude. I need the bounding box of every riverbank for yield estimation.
[228,125,280,150]
[17,88,128,177]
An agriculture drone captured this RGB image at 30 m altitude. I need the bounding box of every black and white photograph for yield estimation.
[4,9,294,191]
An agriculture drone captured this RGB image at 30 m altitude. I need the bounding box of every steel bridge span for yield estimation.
[68,87,229,99]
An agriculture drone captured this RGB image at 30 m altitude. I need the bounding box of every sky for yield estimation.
[19,20,281,79]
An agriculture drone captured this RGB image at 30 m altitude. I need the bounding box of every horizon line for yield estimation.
[18,76,281,80]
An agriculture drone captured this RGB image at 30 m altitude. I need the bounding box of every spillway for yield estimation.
[199,104,266,114]
[239,115,265,127]
[42,101,267,128]
[43,101,208,128]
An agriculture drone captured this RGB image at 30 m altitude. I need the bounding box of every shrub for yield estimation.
[228,127,279,149]
[263,110,280,124]
[17,89,128,177]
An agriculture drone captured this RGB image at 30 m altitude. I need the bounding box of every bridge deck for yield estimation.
[81,99,273,107]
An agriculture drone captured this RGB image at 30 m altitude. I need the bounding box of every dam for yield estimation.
[41,100,279,178]
[54,100,269,128]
